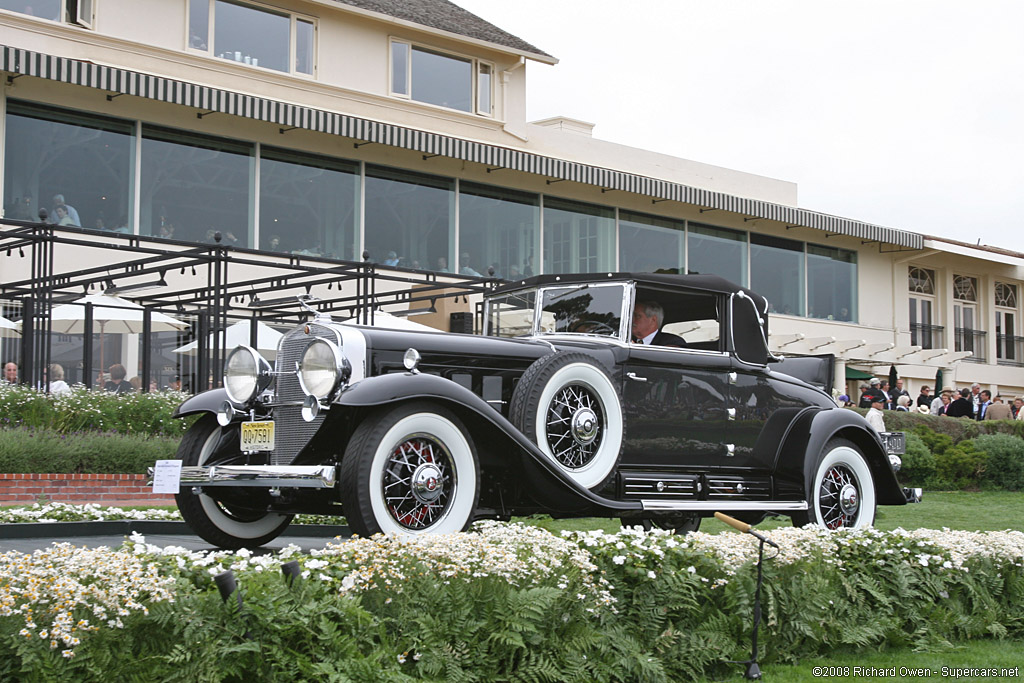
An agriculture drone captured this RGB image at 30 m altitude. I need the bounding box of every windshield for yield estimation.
[538,284,625,338]
[486,289,537,338]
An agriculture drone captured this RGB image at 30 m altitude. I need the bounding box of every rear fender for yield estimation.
[774,407,905,505]
[336,372,639,513]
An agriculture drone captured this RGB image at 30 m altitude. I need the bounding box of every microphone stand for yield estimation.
[715,512,779,680]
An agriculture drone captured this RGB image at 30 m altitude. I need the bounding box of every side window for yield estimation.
[635,289,721,350]
[390,39,494,117]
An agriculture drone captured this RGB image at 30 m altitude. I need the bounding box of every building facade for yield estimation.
[1,0,1023,399]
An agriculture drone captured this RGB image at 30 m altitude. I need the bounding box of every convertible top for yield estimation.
[490,272,772,364]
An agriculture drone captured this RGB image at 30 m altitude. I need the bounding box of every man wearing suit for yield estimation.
[631,300,685,347]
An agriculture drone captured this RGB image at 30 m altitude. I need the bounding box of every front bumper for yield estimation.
[148,465,337,489]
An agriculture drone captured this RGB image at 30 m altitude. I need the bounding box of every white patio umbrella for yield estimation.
[0,314,19,339]
[341,310,439,332]
[47,293,190,370]
[172,319,283,360]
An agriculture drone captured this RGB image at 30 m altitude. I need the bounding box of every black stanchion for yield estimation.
[715,512,779,680]
[281,560,301,587]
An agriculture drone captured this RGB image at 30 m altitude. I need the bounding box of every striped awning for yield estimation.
[1,44,923,249]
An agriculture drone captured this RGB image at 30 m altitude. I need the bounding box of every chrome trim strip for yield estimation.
[178,465,337,488]
[640,500,808,511]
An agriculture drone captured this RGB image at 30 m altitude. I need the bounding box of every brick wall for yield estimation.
[0,474,175,505]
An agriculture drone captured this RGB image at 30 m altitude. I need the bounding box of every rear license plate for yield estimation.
[880,431,905,455]
[240,421,275,452]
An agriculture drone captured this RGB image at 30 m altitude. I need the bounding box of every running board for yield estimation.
[149,465,337,489]
[641,500,808,512]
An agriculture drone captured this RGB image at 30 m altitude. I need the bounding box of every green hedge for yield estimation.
[0,427,180,475]
[2,523,1022,681]
[0,384,191,474]
[0,383,190,438]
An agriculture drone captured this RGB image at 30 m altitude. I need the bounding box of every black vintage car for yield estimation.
[166,273,916,549]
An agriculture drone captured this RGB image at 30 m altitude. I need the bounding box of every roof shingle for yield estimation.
[333,0,552,60]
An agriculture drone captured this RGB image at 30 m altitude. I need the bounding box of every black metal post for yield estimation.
[19,297,33,386]
[745,538,766,680]
[83,302,94,389]
[142,309,152,392]
[196,312,209,394]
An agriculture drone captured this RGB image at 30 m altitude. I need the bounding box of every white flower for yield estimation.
[612,555,626,565]
[647,570,656,579]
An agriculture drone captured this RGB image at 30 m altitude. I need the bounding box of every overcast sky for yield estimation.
[453,0,1024,251]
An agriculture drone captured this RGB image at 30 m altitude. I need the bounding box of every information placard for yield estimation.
[152,459,183,494]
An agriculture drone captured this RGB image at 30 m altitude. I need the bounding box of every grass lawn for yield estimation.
[519,490,1024,535]
[719,639,1023,682]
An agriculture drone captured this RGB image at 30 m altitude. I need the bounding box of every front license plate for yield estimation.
[240,420,275,452]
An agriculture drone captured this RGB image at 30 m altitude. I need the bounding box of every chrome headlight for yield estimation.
[224,345,273,404]
[298,338,349,400]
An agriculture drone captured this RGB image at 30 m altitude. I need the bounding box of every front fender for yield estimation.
[172,388,230,419]
[775,407,905,506]
[336,373,639,512]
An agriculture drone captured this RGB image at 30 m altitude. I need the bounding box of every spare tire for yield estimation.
[509,351,623,490]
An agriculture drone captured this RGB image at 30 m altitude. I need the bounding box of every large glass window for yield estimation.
[140,126,253,246]
[687,223,747,285]
[364,165,454,272]
[391,41,493,116]
[806,244,856,321]
[750,233,804,316]
[459,182,539,279]
[189,0,315,75]
[619,210,684,274]
[259,148,358,259]
[4,101,133,232]
[543,198,615,275]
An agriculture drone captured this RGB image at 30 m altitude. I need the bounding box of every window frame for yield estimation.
[389,38,495,117]
[187,0,318,78]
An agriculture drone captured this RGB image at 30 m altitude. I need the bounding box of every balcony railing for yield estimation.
[996,334,1024,367]
[954,328,987,363]
[909,323,944,351]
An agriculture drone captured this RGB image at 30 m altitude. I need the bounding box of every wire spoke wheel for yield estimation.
[381,434,455,530]
[817,464,861,529]
[545,382,605,470]
[793,438,876,530]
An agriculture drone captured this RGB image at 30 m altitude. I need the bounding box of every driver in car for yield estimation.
[631,301,685,347]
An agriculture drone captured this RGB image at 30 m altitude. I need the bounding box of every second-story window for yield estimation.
[188,0,315,76]
[953,274,983,362]
[390,40,494,116]
[0,0,92,27]
[995,282,1020,365]
[908,266,938,349]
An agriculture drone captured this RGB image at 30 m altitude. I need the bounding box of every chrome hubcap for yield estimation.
[546,383,604,469]
[571,407,599,445]
[839,483,859,516]
[411,463,444,503]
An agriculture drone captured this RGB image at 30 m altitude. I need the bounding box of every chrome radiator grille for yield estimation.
[269,323,334,466]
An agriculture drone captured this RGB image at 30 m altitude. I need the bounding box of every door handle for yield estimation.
[626,372,647,382]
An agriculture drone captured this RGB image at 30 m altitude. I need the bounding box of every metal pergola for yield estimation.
[0,219,497,392]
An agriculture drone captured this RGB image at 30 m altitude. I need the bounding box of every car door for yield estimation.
[620,345,732,469]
